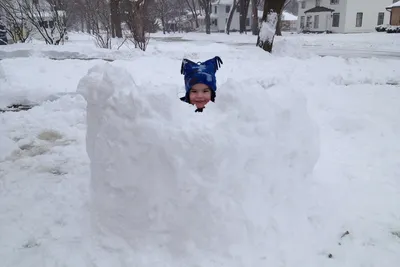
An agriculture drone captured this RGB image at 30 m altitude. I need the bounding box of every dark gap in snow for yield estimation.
[0,103,37,113]
[392,231,400,239]
[48,57,115,62]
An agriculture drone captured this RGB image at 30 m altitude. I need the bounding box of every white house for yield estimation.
[297,0,395,33]
[205,0,297,32]
[208,0,253,32]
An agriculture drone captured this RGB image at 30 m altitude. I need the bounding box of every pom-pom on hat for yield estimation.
[180,56,223,93]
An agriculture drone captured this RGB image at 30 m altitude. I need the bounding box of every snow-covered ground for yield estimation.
[1,32,400,267]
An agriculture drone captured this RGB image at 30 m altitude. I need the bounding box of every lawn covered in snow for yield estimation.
[1,32,400,267]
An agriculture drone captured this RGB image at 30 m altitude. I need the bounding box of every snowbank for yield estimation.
[77,63,320,266]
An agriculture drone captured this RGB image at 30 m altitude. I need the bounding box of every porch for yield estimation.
[301,6,335,33]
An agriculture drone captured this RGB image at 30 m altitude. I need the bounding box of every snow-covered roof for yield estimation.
[197,13,218,19]
[386,1,400,9]
[257,10,298,21]
[283,12,297,21]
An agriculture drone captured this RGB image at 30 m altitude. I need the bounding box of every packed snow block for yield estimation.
[77,63,320,267]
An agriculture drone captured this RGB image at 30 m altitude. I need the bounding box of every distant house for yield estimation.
[201,0,297,33]
[0,0,66,43]
[208,0,252,32]
[297,0,394,33]
[258,10,298,32]
[386,1,400,26]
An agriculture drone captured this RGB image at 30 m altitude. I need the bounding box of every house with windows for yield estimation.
[297,0,395,33]
[208,0,253,32]
[206,0,297,32]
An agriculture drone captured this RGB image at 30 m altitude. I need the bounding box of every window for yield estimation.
[377,12,384,25]
[330,0,339,4]
[214,6,217,14]
[356,12,363,27]
[314,15,319,28]
[212,19,218,26]
[300,16,305,28]
[246,18,250,26]
[332,13,340,27]
[226,5,230,13]
[306,15,312,28]
[316,0,321,7]
[301,1,306,8]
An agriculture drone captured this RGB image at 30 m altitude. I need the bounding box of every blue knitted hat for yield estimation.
[180,56,223,93]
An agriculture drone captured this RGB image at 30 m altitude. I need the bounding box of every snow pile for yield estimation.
[0,94,89,267]
[0,58,100,108]
[273,37,315,58]
[78,63,320,266]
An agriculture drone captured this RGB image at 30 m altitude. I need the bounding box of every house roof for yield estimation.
[282,12,298,21]
[386,1,400,10]
[304,6,335,13]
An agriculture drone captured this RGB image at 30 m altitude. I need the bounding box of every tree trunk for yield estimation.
[251,0,258,35]
[239,0,250,33]
[199,0,211,33]
[186,0,200,29]
[193,0,200,28]
[161,15,166,34]
[239,0,244,33]
[276,12,282,36]
[80,15,85,32]
[111,16,115,38]
[204,2,211,34]
[205,12,211,34]
[110,0,122,38]
[256,0,285,52]
[225,0,237,34]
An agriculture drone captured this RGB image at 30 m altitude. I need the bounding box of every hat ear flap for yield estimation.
[181,58,199,75]
[202,56,223,74]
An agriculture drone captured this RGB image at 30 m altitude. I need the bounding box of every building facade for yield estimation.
[297,0,396,33]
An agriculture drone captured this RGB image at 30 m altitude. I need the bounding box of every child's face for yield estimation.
[189,83,212,109]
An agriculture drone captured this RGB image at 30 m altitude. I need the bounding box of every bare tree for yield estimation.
[124,0,153,51]
[110,0,122,37]
[154,0,176,33]
[251,0,261,35]
[185,0,200,28]
[238,0,250,33]
[225,0,238,34]
[175,0,186,32]
[198,0,211,34]
[275,0,292,36]
[256,0,285,52]
[83,0,112,48]
[0,0,33,43]
[13,0,68,45]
